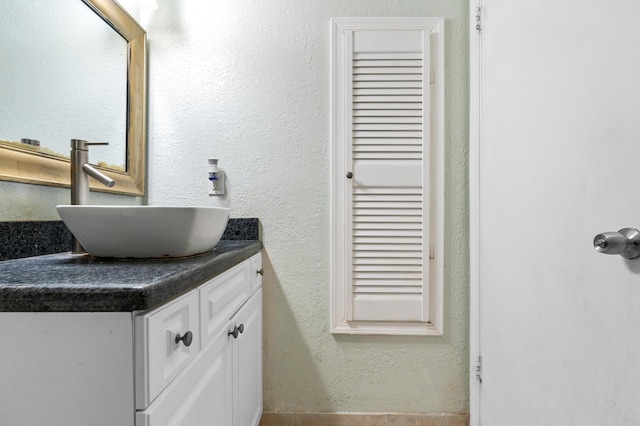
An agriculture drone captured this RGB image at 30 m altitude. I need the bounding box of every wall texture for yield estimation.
[1,0,469,415]
[144,0,469,414]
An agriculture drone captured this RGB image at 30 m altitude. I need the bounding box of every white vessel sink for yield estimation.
[57,205,230,258]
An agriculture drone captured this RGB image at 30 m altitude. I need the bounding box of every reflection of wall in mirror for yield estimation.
[0,0,128,170]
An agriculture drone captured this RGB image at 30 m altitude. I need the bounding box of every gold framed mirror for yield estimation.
[0,0,146,196]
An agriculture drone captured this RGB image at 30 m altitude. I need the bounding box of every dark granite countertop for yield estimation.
[0,240,262,312]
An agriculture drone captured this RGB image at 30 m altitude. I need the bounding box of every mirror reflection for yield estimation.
[0,0,128,171]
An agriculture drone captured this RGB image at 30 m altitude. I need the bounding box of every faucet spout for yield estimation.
[82,163,115,188]
[70,139,116,253]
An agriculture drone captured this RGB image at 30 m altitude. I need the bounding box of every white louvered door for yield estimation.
[330,18,444,335]
[351,46,427,322]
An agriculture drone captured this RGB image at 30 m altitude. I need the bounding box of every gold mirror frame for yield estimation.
[0,0,146,196]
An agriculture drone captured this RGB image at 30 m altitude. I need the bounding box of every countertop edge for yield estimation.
[0,241,263,313]
[137,242,263,312]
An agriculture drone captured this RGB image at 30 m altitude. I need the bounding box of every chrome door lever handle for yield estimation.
[593,228,640,259]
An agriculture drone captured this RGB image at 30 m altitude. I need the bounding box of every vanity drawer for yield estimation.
[135,290,200,409]
[200,259,252,347]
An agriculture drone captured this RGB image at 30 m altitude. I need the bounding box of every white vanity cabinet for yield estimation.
[0,252,263,426]
[136,253,263,426]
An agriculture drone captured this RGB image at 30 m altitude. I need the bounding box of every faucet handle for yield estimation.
[70,139,109,149]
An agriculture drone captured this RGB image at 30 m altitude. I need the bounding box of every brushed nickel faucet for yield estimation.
[70,139,115,253]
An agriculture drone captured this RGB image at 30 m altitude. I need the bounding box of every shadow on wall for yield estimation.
[261,250,332,411]
[261,244,469,414]
[328,274,468,413]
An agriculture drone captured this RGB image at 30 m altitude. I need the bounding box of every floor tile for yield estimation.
[293,413,385,426]
[260,412,294,426]
[385,414,418,425]
[415,415,448,426]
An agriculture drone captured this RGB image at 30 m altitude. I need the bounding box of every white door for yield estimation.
[473,1,640,425]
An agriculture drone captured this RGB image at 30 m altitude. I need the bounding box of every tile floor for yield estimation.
[259,412,470,426]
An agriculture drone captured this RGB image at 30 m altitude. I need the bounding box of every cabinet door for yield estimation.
[136,323,233,426]
[232,288,263,426]
[136,290,200,409]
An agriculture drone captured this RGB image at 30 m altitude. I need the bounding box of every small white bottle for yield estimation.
[208,158,225,195]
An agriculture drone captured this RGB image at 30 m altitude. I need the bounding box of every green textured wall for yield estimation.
[146,0,470,413]
[1,0,469,413]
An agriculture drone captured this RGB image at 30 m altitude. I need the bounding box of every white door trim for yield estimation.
[329,17,445,336]
[469,1,482,425]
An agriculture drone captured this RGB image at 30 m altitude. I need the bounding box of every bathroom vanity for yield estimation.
[0,241,262,426]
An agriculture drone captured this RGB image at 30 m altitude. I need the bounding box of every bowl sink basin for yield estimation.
[57,205,230,258]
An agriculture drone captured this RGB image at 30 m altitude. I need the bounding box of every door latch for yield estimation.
[593,228,640,259]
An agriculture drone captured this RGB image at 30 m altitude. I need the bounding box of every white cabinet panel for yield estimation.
[0,312,134,426]
[233,287,263,426]
[136,323,233,426]
[199,261,251,348]
[136,290,200,409]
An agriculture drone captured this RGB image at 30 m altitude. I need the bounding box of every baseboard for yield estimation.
[259,412,470,425]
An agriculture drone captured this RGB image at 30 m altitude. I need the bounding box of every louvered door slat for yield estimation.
[355,140,422,147]
[354,67,423,75]
[354,200,422,208]
[353,154,422,161]
[354,192,422,200]
[352,221,422,226]
[353,287,422,294]
[353,52,423,60]
[354,116,422,124]
[352,252,422,259]
[354,74,422,82]
[353,243,421,251]
[354,81,423,89]
[355,258,422,263]
[353,109,422,117]
[353,207,421,215]
[354,130,422,138]
[353,227,421,237]
[355,128,423,134]
[354,123,422,131]
[354,60,423,68]
[354,95,423,102]
[353,144,422,155]
[353,217,421,225]
[354,88,423,96]
[353,104,422,111]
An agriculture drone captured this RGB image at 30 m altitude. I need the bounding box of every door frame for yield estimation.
[469,0,482,425]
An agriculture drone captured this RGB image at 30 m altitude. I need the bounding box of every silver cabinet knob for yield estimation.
[593,228,640,259]
[228,324,244,339]
[175,331,193,347]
